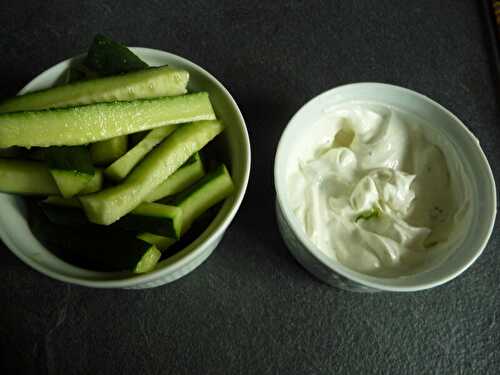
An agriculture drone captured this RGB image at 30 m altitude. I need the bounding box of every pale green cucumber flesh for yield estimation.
[145,152,205,202]
[50,170,93,198]
[137,233,176,251]
[175,164,234,233]
[104,126,177,181]
[0,159,59,195]
[0,65,189,113]
[0,92,215,148]
[80,169,103,194]
[90,135,128,165]
[80,120,223,225]
[133,245,162,273]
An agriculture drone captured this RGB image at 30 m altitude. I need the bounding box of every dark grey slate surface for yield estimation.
[0,1,499,374]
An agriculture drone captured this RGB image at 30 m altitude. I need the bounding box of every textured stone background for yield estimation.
[0,1,499,374]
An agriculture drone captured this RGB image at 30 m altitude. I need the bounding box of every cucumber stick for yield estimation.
[0,66,189,113]
[0,159,59,195]
[137,232,176,251]
[133,245,162,273]
[129,202,182,239]
[31,205,161,273]
[0,93,215,148]
[80,120,223,225]
[85,37,144,168]
[175,164,234,233]
[51,171,91,198]
[90,135,128,165]
[42,197,183,239]
[138,164,234,249]
[46,146,95,198]
[104,126,177,181]
[80,169,103,194]
[144,153,204,202]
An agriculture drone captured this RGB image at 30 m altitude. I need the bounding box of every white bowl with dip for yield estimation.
[0,48,250,289]
[274,83,496,292]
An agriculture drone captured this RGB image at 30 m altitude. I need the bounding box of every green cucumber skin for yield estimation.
[28,148,47,161]
[40,202,89,226]
[30,202,160,272]
[0,159,59,195]
[44,196,80,207]
[118,211,181,238]
[0,65,189,113]
[104,126,177,182]
[144,152,205,202]
[0,93,215,148]
[80,120,223,225]
[66,35,147,90]
[175,164,234,233]
[90,135,128,165]
[46,146,95,174]
[66,64,98,83]
[126,202,182,238]
[41,199,182,238]
[0,147,25,159]
[84,34,148,77]
[46,146,95,198]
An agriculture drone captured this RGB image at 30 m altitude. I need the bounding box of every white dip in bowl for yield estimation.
[275,83,496,292]
[288,102,472,278]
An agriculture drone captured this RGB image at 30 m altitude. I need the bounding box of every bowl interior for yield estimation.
[275,83,496,291]
[0,48,250,287]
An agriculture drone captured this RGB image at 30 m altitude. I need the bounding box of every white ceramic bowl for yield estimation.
[275,83,496,292]
[0,48,250,289]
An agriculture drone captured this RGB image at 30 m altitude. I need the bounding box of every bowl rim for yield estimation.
[274,82,497,292]
[1,47,251,288]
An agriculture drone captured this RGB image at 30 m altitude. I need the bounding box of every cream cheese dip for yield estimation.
[288,102,472,277]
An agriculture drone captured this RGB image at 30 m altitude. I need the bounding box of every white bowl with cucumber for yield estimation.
[0,35,250,288]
